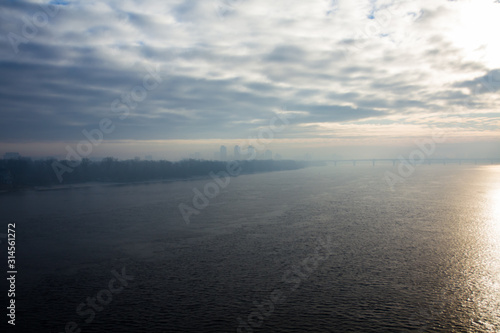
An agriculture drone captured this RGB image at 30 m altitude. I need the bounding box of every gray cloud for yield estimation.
[454,69,500,94]
[0,0,499,157]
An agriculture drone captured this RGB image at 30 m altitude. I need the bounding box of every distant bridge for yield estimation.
[324,158,500,166]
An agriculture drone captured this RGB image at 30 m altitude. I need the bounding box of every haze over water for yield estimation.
[2,1,500,332]
[2,164,499,332]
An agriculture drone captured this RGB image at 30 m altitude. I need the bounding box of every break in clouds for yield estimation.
[0,0,499,159]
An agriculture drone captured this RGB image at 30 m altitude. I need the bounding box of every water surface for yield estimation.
[2,165,499,332]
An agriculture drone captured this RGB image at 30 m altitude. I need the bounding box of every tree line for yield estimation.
[0,158,319,189]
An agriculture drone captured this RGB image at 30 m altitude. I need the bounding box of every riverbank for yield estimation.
[1,158,327,193]
[0,161,326,193]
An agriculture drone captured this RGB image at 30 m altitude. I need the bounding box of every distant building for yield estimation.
[144,155,153,161]
[247,146,255,159]
[3,152,20,160]
[220,145,227,161]
[275,153,282,160]
[189,152,201,160]
[234,145,241,160]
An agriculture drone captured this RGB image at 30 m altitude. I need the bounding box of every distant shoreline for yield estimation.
[0,163,324,194]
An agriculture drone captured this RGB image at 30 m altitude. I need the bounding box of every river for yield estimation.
[1,164,499,332]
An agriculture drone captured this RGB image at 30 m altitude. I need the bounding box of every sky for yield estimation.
[0,0,499,160]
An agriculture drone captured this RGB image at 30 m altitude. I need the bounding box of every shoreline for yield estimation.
[0,166,315,194]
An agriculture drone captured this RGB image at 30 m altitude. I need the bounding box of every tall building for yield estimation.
[234,145,241,160]
[247,146,255,159]
[220,145,227,161]
[189,152,201,160]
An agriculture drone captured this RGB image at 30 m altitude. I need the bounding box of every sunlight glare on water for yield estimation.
[475,166,500,331]
[489,188,500,234]
[485,166,500,244]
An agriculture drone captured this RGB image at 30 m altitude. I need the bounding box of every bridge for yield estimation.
[324,158,500,166]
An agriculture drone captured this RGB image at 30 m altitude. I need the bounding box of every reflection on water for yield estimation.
[2,165,500,332]
[486,171,500,233]
[475,166,500,331]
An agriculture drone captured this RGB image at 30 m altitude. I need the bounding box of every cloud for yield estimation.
[0,0,499,158]
[453,69,500,94]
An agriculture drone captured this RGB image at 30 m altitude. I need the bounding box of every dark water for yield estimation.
[1,165,499,332]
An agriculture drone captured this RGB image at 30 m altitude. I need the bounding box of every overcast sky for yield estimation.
[1,0,499,160]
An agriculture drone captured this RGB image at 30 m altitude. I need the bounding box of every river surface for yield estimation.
[1,164,500,332]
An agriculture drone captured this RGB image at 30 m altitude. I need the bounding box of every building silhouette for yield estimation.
[247,146,255,159]
[220,145,227,161]
[234,145,241,160]
[189,152,201,160]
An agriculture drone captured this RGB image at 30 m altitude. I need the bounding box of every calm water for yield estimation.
[1,165,500,332]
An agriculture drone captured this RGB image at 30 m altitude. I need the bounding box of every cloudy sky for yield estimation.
[1,0,499,160]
